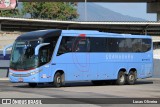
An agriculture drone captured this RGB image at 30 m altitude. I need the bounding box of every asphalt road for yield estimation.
[0,78,160,107]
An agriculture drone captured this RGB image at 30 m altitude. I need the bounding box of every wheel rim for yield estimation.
[129,75,134,81]
[119,75,125,83]
[56,76,61,84]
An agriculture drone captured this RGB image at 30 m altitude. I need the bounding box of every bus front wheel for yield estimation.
[54,72,62,88]
[116,71,126,85]
[28,83,37,88]
[126,71,136,85]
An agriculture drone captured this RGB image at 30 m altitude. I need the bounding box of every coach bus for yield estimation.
[3,29,153,87]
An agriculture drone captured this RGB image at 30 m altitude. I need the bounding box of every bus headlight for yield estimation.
[30,69,42,75]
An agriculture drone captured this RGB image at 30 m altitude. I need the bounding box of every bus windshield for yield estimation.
[10,40,39,70]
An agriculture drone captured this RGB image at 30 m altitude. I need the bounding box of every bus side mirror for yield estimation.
[3,44,13,56]
[35,43,50,56]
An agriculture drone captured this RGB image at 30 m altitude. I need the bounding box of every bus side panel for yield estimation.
[54,53,93,81]
[51,35,153,82]
[89,53,118,80]
[48,63,67,82]
[52,52,153,82]
[38,64,51,82]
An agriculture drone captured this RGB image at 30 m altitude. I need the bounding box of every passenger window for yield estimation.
[125,38,132,52]
[107,38,119,52]
[39,46,51,66]
[57,37,73,55]
[118,39,126,52]
[57,36,89,56]
[132,39,142,52]
[142,39,151,52]
[57,37,150,54]
[90,37,106,52]
[72,37,89,52]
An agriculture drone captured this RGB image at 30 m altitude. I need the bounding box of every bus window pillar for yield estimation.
[35,43,50,56]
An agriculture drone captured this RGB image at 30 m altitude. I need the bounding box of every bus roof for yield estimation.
[62,30,151,39]
[16,29,151,41]
[62,30,118,36]
[16,29,61,41]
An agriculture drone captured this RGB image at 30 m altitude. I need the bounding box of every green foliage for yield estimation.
[22,2,78,20]
[0,9,21,17]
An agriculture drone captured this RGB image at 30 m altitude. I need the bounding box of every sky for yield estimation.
[96,3,157,21]
[18,2,157,21]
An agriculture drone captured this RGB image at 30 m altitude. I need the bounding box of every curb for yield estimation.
[0,78,9,80]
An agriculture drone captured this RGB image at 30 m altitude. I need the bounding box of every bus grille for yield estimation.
[12,73,31,77]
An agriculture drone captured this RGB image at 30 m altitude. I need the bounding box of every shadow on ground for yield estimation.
[13,80,153,88]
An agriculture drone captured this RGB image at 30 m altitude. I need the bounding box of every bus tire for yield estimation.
[127,71,136,85]
[54,72,62,88]
[28,83,37,88]
[116,71,126,85]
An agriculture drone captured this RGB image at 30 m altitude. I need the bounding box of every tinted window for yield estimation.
[57,36,89,55]
[118,39,126,52]
[107,38,119,52]
[125,38,133,52]
[90,37,106,52]
[132,39,142,52]
[142,39,151,52]
[72,37,89,52]
[57,37,151,55]
[57,37,72,55]
[39,46,50,66]
[106,38,151,52]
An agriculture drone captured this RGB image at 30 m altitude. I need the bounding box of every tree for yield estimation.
[22,2,78,20]
[0,9,20,17]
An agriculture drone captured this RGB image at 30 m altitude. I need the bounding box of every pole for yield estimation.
[0,23,1,31]
[85,0,87,21]
[157,12,160,21]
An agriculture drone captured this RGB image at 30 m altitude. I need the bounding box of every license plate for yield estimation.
[18,78,23,82]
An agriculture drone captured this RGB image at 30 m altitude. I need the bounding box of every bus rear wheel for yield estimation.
[54,72,62,88]
[116,71,126,85]
[126,71,136,85]
[28,83,37,88]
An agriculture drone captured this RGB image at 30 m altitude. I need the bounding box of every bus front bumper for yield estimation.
[9,74,40,83]
[9,68,51,83]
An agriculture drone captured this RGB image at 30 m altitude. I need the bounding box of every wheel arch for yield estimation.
[116,68,127,85]
[116,68,127,79]
[53,70,65,82]
[129,68,137,73]
[118,68,127,74]
[129,68,137,78]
